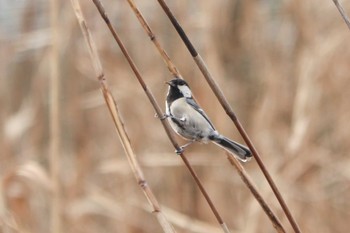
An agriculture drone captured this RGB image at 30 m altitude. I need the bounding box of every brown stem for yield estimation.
[92,0,229,231]
[71,0,176,232]
[156,1,302,233]
[332,0,350,30]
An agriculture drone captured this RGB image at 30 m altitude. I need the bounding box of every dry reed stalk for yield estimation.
[49,0,61,232]
[123,0,285,232]
[156,1,302,233]
[125,0,182,79]
[70,1,175,232]
[332,0,350,30]
[91,1,230,232]
[226,154,285,233]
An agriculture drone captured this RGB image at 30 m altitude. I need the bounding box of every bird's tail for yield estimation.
[211,134,252,162]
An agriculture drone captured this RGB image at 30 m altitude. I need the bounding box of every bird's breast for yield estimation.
[167,98,214,141]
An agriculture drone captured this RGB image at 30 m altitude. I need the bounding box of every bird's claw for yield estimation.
[155,113,170,120]
[174,140,195,155]
[175,147,184,155]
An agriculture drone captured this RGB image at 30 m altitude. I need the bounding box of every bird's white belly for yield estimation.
[166,98,214,142]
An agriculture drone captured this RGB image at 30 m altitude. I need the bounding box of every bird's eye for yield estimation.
[178,80,186,86]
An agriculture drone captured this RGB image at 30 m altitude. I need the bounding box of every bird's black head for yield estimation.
[166,78,188,87]
[166,78,192,103]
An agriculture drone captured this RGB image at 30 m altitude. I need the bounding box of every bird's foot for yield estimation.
[175,141,194,155]
[155,113,170,120]
[175,147,184,155]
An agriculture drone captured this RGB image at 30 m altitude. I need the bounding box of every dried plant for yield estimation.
[91,0,232,232]
[155,1,300,232]
[70,0,175,232]
[2,1,350,233]
[49,0,62,232]
[332,0,350,29]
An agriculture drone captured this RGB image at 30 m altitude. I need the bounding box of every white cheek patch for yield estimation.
[165,100,170,114]
[178,85,192,98]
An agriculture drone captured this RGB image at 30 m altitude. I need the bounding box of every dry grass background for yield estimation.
[1,0,350,232]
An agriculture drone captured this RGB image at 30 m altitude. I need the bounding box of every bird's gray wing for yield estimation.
[185,98,216,130]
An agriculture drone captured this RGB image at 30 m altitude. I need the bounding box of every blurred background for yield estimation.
[1,0,350,232]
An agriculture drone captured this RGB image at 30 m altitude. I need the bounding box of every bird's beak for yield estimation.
[165,81,173,86]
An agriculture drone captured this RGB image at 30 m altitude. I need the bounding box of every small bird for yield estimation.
[164,78,252,162]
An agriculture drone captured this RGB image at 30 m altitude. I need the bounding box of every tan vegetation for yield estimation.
[1,0,350,233]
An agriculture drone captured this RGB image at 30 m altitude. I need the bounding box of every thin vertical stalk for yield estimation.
[70,0,175,232]
[122,0,286,232]
[91,1,230,232]
[49,0,61,232]
[156,1,302,233]
[226,154,285,233]
[332,0,350,30]
[126,0,182,78]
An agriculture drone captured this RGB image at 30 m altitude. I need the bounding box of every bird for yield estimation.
[163,78,252,162]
